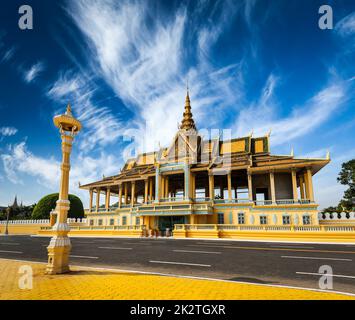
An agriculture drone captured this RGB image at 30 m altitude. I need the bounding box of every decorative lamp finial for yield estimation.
[66,103,72,116]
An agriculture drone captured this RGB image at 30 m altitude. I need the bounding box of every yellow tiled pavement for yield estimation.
[0,259,353,300]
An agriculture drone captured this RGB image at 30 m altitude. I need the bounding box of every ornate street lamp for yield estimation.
[46,104,82,274]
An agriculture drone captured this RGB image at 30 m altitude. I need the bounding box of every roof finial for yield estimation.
[180,82,196,131]
[326,150,330,160]
[290,147,294,157]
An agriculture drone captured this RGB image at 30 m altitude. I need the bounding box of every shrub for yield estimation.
[32,193,84,220]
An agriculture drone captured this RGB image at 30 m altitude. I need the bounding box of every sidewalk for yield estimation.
[0,258,353,300]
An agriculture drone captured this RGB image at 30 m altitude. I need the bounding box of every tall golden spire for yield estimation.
[180,87,196,131]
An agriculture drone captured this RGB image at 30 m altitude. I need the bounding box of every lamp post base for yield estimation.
[46,236,71,275]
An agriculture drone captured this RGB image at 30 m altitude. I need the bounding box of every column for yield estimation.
[105,187,111,210]
[144,178,149,203]
[184,163,190,200]
[118,184,123,208]
[306,168,314,202]
[190,172,195,199]
[304,172,310,200]
[269,172,276,204]
[209,173,214,200]
[155,166,160,202]
[291,169,298,202]
[227,171,232,201]
[131,181,136,206]
[165,176,169,198]
[149,177,153,201]
[96,188,100,211]
[89,188,93,212]
[299,175,305,199]
[247,172,253,202]
[124,182,128,204]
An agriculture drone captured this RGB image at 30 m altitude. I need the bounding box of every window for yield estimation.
[238,212,245,224]
[218,213,224,224]
[303,215,311,225]
[259,215,267,225]
[89,220,94,226]
[122,216,127,225]
[98,219,103,226]
[282,215,291,225]
[109,219,114,226]
[135,217,140,225]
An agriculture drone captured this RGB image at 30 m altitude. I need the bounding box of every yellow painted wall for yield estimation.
[0,224,46,235]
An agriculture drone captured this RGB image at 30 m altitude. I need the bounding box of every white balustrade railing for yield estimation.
[174,224,355,233]
[318,212,355,221]
[0,218,87,225]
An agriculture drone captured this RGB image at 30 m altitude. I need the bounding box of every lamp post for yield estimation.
[46,104,82,275]
[4,207,10,235]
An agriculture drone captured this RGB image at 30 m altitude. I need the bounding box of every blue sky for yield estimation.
[0,0,354,208]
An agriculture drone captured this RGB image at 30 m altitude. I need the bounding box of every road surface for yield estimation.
[1,235,355,295]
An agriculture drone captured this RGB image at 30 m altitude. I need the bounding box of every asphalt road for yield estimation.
[1,235,355,295]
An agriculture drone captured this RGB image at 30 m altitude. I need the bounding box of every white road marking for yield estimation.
[70,255,99,259]
[296,272,355,279]
[98,247,132,250]
[124,242,151,245]
[149,260,211,267]
[0,250,22,254]
[272,245,314,249]
[0,243,20,245]
[187,244,232,248]
[173,249,221,254]
[75,242,95,244]
[282,255,352,262]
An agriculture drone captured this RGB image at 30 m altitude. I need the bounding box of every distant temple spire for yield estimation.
[12,195,19,209]
[180,87,197,131]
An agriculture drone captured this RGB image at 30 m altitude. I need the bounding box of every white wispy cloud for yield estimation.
[68,0,347,155]
[0,126,17,137]
[1,46,16,63]
[235,80,348,146]
[47,71,124,151]
[1,141,121,205]
[335,12,355,37]
[67,0,245,153]
[24,61,45,83]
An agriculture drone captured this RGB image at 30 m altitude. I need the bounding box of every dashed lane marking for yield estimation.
[149,260,211,267]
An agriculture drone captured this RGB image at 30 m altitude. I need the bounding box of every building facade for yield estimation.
[80,92,330,234]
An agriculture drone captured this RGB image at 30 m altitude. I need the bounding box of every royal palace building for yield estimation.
[80,91,330,235]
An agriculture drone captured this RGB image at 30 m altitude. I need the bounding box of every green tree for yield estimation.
[32,193,84,220]
[337,159,355,212]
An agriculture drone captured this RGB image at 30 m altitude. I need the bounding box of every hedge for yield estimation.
[32,193,84,220]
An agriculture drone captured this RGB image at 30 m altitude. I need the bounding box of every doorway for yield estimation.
[158,216,185,233]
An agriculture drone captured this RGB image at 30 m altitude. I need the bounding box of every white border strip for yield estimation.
[29,234,355,246]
